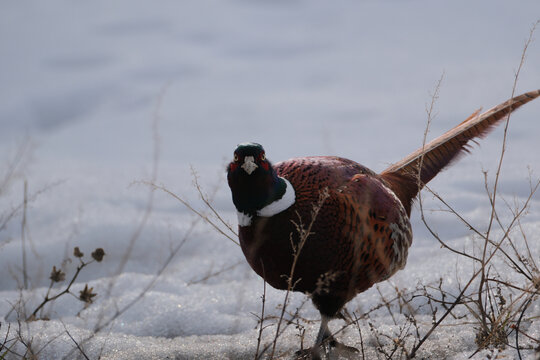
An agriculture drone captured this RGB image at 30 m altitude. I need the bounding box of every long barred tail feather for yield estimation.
[380,89,540,215]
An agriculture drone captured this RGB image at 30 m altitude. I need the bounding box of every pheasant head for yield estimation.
[227,142,295,223]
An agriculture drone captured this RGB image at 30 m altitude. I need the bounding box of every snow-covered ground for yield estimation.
[1,1,540,359]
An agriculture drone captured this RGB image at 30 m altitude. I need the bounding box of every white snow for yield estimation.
[1,0,540,359]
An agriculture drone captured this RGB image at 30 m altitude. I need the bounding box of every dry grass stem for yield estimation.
[408,21,540,359]
[143,180,240,246]
[269,188,329,359]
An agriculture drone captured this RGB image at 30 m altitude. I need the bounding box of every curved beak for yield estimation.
[241,156,258,175]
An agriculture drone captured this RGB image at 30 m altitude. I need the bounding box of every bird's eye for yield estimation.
[260,153,266,161]
[234,153,239,162]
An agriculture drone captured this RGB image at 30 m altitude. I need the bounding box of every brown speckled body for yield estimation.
[239,156,412,316]
[228,90,539,354]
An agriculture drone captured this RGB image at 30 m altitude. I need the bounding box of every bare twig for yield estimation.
[0,323,24,359]
[143,181,240,246]
[410,21,539,359]
[61,217,200,360]
[254,263,267,360]
[1,181,63,245]
[0,138,32,198]
[61,322,90,360]
[191,165,238,238]
[353,312,366,360]
[21,181,29,290]
[29,256,98,320]
[269,188,329,359]
[415,73,484,263]
[478,18,538,332]
[187,260,243,285]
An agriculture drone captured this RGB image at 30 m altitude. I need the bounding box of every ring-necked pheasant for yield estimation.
[226,90,539,358]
